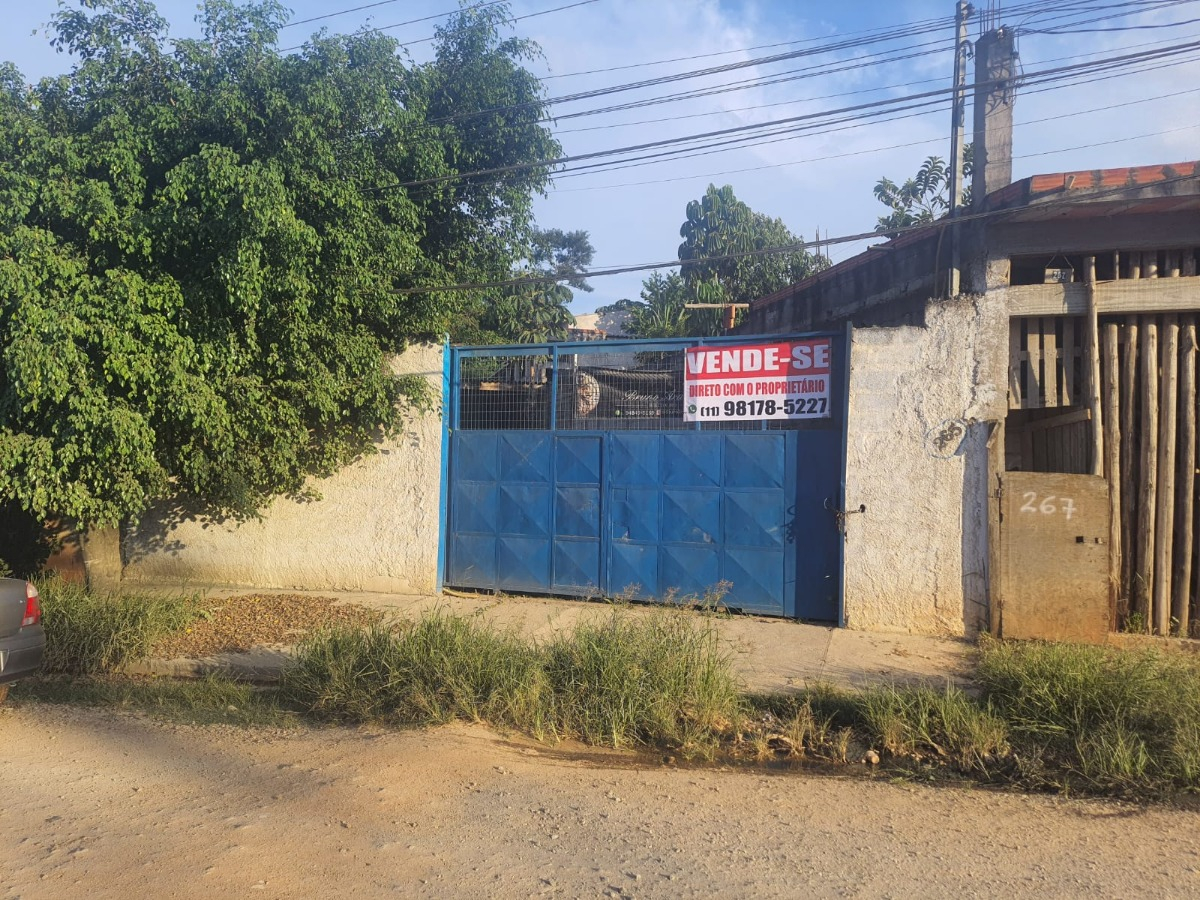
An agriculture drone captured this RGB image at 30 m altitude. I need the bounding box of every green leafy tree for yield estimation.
[621,272,690,339]
[0,0,562,526]
[616,184,823,338]
[481,228,594,343]
[874,147,974,233]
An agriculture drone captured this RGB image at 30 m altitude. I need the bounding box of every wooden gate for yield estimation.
[998,472,1110,643]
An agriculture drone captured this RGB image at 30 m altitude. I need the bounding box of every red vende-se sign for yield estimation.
[683,338,833,422]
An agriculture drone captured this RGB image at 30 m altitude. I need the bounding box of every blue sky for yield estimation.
[3,1,1198,314]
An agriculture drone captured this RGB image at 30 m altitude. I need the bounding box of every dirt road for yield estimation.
[4,704,1200,899]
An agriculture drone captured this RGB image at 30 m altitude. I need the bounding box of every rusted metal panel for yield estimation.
[1000,472,1110,643]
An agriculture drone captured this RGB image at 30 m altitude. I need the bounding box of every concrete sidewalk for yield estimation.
[129,588,975,693]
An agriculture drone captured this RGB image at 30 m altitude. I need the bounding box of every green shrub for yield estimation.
[36,578,200,676]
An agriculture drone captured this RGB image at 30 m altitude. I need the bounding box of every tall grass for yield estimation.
[977,637,1200,791]
[36,577,200,676]
[748,682,1008,773]
[283,607,743,755]
[281,612,547,729]
[543,610,742,752]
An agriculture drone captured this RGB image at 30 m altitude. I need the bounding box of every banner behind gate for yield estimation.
[683,338,833,423]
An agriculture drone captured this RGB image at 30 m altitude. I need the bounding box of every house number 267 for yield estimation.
[1020,492,1076,521]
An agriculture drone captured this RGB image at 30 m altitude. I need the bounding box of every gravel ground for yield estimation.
[152,593,382,659]
[4,703,1200,899]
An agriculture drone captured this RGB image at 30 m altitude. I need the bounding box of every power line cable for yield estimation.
[282,0,408,29]
[395,0,601,49]
[548,85,1200,193]
[383,173,1200,296]
[547,49,1200,181]
[365,39,1200,193]
[412,0,1193,126]
[278,0,581,53]
[551,24,1200,136]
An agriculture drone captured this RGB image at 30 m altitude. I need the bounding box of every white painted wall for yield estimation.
[121,343,445,594]
[842,297,1008,636]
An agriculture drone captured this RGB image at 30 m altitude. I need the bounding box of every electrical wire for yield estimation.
[278,0,580,53]
[547,49,1200,181]
[547,85,1200,193]
[382,172,1200,296]
[365,39,1200,193]
[550,25,1200,136]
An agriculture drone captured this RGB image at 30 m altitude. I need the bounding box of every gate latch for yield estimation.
[825,499,867,534]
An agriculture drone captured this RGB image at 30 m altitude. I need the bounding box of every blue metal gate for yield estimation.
[441,334,848,620]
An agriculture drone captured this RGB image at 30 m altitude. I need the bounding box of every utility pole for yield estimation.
[947,0,972,297]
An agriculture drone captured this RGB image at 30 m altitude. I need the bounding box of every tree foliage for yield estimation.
[874,147,974,233]
[621,184,824,339]
[0,0,563,525]
[480,228,593,344]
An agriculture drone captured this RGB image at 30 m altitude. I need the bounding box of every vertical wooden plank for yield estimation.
[1009,319,1022,410]
[1166,250,1182,278]
[1044,318,1060,407]
[1174,319,1197,636]
[988,427,1004,636]
[1155,316,1179,635]
[1102,322,1122,631]
[1084,257,1104,477]
[1062,317,1077,406]
[1127,251,1141,280]
[1135,318,1159,625]
[1145,251,1159,279]
[1025,319,1042,409]
[1120,317,1139,617]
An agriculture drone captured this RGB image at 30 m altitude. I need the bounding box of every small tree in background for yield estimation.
[874,147,974,233]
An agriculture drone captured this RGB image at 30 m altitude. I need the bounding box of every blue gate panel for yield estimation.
[500,433,552,482]
[609,542,659,598]
[553,539,600,591]
[725,490,787,548]
[451,481,498,534]
[450,534,497,587]
[497,536,552,591]
[556,436,601,484]
[555,487,601,537]
[661,490,720,544]
[723,549,786,615]
[662,433,722,486]
[498,483,551,536]
[725,434,785,489]
[609,434,660,485]
[455,432,499,481]
[661,545,721,597]
[610,488,660,543]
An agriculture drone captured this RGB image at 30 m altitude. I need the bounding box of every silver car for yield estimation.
[0,578,45,702]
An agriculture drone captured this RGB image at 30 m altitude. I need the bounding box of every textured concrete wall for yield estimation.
[842,297,1008,636]
[122,344,444,594]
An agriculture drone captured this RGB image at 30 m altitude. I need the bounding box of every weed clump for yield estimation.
[281,612,547,730]
[283,607,742,756]
[37,577,200,676]
[543,610,742,752]
[977,637,1200,792]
